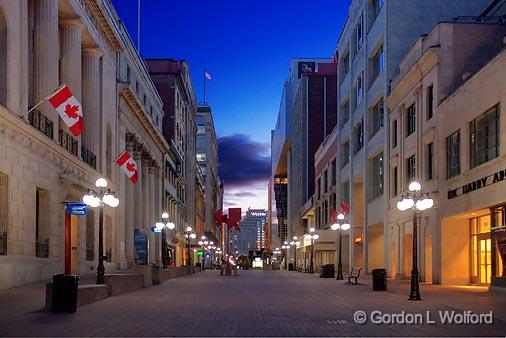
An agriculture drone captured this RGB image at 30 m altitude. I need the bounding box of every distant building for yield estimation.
[236,209,267,255]
[196,105,220,242]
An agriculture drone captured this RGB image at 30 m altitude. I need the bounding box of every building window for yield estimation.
[370,97,384,138]
[426,142,434,181]
[406,103,416,137]
[392,166,399,197]
[35,188,50,258]
[342,180,350,205]
[370,45,384,84]
[426,85,434,120]
[371,152,384,199]
[0,173,7,255]
[135,81,139,94]
[355,71,364,106]
[371,0,384,20]
[317,177,321,200]
[406,155,416,184]
[392,119,398,148]
[126,65,131,83]
[331,159,337,186]
[323,169,328,193]
[340,52,350,81]
[354,120,364,154]
[446,130,460,179]
[470,104,499,169]
[341,141,350,169]
[340,100,350,128]
[355,13,364,53]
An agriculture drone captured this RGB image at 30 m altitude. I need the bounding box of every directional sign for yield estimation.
[65,203,87,215]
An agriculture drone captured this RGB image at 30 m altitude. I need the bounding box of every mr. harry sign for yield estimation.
[447,168,506,199]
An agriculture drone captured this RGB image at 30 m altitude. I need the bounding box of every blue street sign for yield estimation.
[66,203,87,215]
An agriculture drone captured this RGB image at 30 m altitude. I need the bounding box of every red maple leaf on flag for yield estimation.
[126,162,136,172]
[64,104,79,119]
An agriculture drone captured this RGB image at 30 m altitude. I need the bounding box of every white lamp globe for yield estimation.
[309,227,315,233]
[166,222,175,229]
[425,197,434,209]
[293,236,298,240]
[341,223,351,231]
[331,223,340,231]
[103,191,115,207]
[337,213,345,220]
[110,195,119,208]
[305,234,312,239]
[313,234,320,240]
[404,197,415,209]
[95,178,108,189]
[155,222,165,230]
[397,199,405,211]
[408,181,421,192]
[198,241,203,245]
[161,212,169,219]
[296,241,300,246]
[190,233,196,239]
[210,241,214,245]
[83,191,95,206]
[290,241,294,245]
[186,226,192,232]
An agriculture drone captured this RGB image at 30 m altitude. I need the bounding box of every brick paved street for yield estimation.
[1,270,506,337]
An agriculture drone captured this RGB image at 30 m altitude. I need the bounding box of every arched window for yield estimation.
[0,6,7,107]
[106,123,112,178]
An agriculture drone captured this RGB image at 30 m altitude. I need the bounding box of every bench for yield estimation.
[344,267,362,284]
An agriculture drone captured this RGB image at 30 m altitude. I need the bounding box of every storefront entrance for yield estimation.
[471,215,491,285]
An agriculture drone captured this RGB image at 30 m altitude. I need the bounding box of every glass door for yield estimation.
[478,237,491,285]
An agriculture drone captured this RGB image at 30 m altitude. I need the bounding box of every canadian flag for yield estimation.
[115,151,138,184]
[48,85,83,137]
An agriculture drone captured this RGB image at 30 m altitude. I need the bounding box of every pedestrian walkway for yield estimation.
[1,270,505,337]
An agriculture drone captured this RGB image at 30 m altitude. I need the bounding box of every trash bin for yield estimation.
[288,263,294,271]
[319,265,327,277]
[319,264,335,278]
[372,268,387,291]
[52,274,79,313]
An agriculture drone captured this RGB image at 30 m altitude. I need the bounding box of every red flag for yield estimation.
[214,209,227,225]
[340,201,350,214]
[115,151,138,184]
[205,71,212,80]
[330,208,338,222]
[332,50,338,64]
[227,208,242,232]
[48,85,83,136]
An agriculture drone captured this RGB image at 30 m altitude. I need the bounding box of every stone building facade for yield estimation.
[0,0,168,289]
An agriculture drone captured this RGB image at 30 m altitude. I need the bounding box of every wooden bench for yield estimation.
[344,267,362,284]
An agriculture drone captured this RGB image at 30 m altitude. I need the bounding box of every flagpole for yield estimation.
[203,67,206,104]
[21,83,68,118]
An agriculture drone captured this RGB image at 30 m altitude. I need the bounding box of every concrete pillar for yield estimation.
[34,0,59,137]
[124,139,135,265]
[60,19,84,155]
[82,48,102,157]
[133,146,143,231]
[148,164,156,264]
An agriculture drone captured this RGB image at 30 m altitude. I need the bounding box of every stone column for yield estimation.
[124,135,135,266]
[82,48,102,158]
[34,0,59,137]
[133,145,143,231]
[60,19,84,154]
[148,163,157,264]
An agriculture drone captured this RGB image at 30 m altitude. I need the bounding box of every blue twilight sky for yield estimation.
[111,0,350,210]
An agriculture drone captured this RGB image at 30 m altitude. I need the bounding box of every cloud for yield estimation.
[218,134,270,188]
[230,191,257,198]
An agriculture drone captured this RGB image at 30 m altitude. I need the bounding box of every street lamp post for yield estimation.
[156,212,175,269]
[289,236,300,271]
[330,213,351,280]
[305,227,319,274]
[82,178,119,284]
[397,180,434,301]
[183,226,196,274]
[198,235,208,271]
[282,241,290,270]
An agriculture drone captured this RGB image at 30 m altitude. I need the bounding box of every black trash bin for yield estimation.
[288,263,294,271]
[319,265,327,277]
[52,274,79,313]
[372,268,387,291]
[320,264,335,278]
